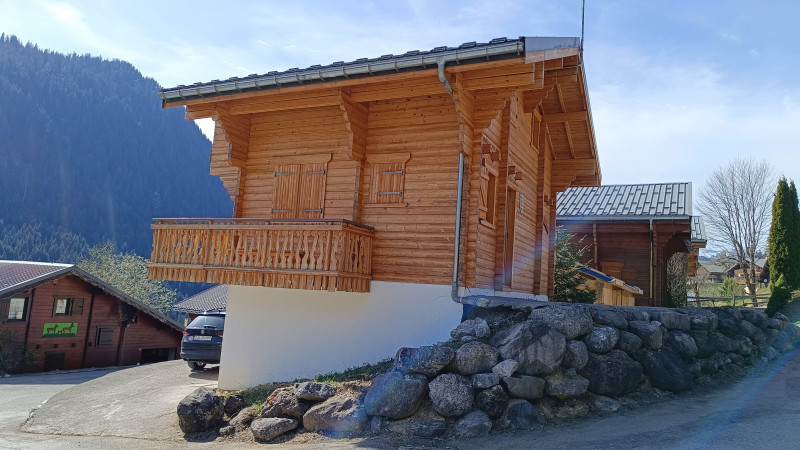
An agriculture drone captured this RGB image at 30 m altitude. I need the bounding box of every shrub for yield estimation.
[718,278,744,298]
[767,275,792,316]
[0,328,22,375]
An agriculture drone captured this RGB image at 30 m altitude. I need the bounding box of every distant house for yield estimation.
[697,260,730,283]
[0,261,183,373]
[728,257,768,287]
[147,36,604,389]
[556,182,707,307]
[171,285,228,320]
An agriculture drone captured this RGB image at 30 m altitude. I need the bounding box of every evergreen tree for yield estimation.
[788,180,800,289]
[553,228,596,304]
[768,178,793,288]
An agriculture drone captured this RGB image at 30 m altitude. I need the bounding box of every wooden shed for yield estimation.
[0,261,183,373]
[556,183,706,307]
[148,36,602,388]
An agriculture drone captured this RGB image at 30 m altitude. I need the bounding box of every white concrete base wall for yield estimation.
[217,281,462,390]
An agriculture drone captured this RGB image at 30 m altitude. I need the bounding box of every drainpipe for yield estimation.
[649,219,654,306]
[437,59,454,99]
[451,152,465,303]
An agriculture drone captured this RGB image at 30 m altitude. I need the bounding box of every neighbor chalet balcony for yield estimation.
[148,218,374,293]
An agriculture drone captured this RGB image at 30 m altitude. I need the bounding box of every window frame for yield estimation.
[367,152,411,207]
[52,296,84,317]
[3,296,29,322]
[95,326,115,347]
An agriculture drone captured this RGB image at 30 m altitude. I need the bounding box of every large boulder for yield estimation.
[383,407,448,438]
[528,305,593,339]
[710,307,741,336]
[428,373,474,417]
[585,327,619,354]
[492,321,566,376]
[710,332,738,353]
[451,318,491,340]
[455,410,492,438]
[451,341,500,376]
[666,330,699,360]
[636,348,693,392]
[503,399,542,428]
[590,308,629,329]
[261,388,312,421]
[649,310,691,331]
[738,320,759,339]
[223,394,246,418]
[492,359,519,378]
[303,395,368,435]
[229,405,258,432]
[472,372,500,389]
[681,307,718,332]
[294,382,336,402]
[740,308,769,328]
[563,340,589,370]
[582,350,642,398]
[394,346,455,378]
[772,330,794,353]
[734,335,754,356]
[363,371,428,419]
[687,330,716,358]
[616,331,642,355]
[544,368,589,399]
[250,418,297,442]
[176,386,223,433]
[628,321,666,349]
[475,385,509,418]
[501,375,546,400]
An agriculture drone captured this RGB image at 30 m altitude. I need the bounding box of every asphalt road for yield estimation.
[3,350,800,449]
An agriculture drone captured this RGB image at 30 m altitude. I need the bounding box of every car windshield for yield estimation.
[188,315,225,329]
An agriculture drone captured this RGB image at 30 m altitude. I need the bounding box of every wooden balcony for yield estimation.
[148,218,374,293]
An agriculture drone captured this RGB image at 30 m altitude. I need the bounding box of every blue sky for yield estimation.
[2,0,798,215]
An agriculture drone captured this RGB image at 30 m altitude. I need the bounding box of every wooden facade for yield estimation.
[0,264,182,373]
[149,38,601,295]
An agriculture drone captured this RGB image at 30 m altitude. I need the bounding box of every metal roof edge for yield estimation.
[556,214,693,222]
[159,36,581,104]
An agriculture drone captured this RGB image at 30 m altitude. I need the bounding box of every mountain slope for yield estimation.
[0,35,232,257]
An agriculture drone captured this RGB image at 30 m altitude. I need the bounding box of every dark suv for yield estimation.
[180,311,225,370]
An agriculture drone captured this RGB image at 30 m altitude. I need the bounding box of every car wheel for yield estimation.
[188,361,206,370]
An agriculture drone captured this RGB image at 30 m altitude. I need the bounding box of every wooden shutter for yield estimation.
[0,298,9,322]
[370,162,405,204]
[72,298,84,315]
[96,327,115,346]
[298,163,327,218]
[272,164,300,218]
[479,158,498,226]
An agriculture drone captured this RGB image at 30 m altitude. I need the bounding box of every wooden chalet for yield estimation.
[557,183,707,307]
[0,261,183,373]
[148,36,602,388]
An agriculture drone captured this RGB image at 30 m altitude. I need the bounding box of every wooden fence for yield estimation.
[686,294,770,308]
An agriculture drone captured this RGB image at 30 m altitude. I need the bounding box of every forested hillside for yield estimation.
[0,35,232,258]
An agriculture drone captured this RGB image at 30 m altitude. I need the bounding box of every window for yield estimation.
[52,297,84,317]
[1,297,28,321]
[271,155,330,219]
[96,327,115,346]
[367,152,410,206]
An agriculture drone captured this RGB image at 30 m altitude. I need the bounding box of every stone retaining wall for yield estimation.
[178,303,800,442]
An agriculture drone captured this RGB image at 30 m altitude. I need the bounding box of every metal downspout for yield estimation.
[437,59,454,99]
[649,219,654,306]
[451,152,465,302]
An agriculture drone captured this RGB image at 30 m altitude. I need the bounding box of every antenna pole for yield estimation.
[581,0,586,54]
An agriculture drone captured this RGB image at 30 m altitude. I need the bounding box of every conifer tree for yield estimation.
[768,178,793,289]
[553,228,596,304]
[787,180,800,289]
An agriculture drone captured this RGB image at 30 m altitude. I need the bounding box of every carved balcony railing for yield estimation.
[148,218,374,293]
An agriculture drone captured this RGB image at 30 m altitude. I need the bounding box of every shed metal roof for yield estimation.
[159,36,581,104]
[171,285,228,314]
[557,182,692,219]
[691,216,707,244]
[0,260,183,331]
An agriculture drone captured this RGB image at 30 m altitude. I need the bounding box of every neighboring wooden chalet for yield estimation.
[557,183,706,307]
[149,36,602,388]
[171,285,228,321]
[578,266,643,306]
[697,260,730,283]
[0,261,183,373]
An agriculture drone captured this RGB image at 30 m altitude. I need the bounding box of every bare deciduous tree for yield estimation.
[697,158,774,296]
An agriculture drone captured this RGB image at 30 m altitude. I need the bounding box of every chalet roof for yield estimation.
[0,260,183,332]
[691,216,707,244]
[556,182,693,220]
[171,285,228,314]
[159,36,581,104]
[578,266,643,295]
[698,260,729,274]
